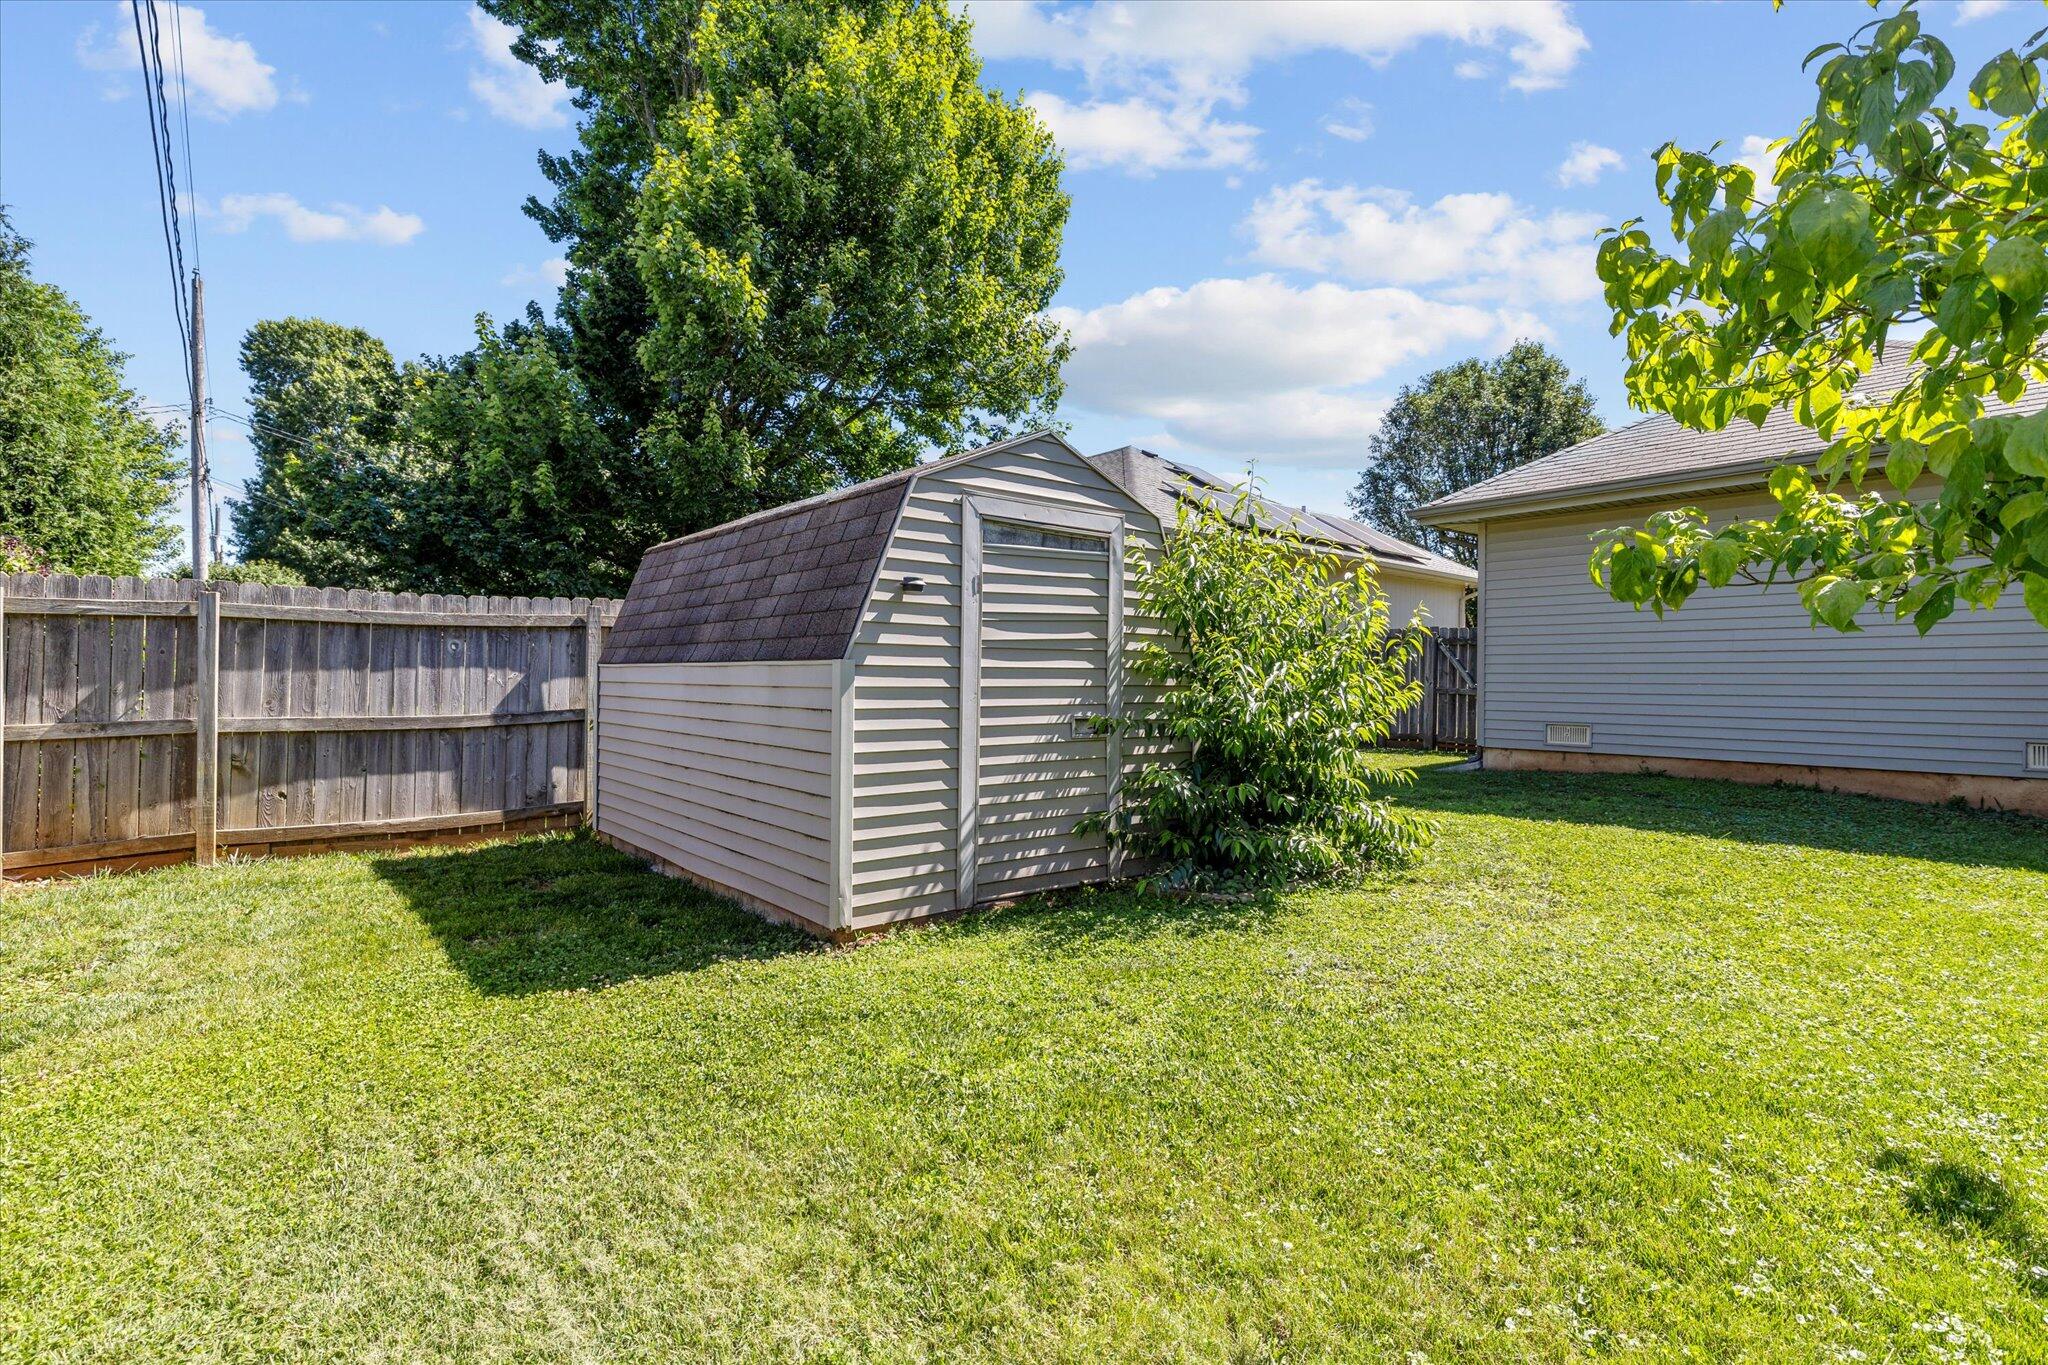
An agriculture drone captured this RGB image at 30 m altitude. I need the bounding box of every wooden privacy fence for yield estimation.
[1386,626,1478,753]
[1,574,616,879]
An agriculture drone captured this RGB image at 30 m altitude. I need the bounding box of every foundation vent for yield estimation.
[2028,741,2048,773]
[1546,723,1592,748]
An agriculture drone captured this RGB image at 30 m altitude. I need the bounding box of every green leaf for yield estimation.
[2026,572,2048,629]
[1697,536,1742,588]
[1934,277,1991,348]
[1913,581,1957,634]
[1864,273,1915,319]
[1885,439,1927,491]
[2003,490,2048,530]
[1971,50,2042,118]
[1810,575,1869,631]
[2006,411,2048,477]
[1985,236,2048,303]
[1787,188,1874,275]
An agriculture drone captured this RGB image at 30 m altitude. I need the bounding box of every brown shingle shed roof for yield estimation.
[603,478,908,666]
[604,431,1071,666]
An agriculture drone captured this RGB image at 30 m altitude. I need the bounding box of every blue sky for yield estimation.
[0,0,2031,556]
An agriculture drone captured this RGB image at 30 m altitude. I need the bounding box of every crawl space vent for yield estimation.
[1546,723,1592,748]
[2028,741,2048,773]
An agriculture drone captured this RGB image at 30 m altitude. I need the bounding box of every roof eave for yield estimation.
[1413,455,1788,531]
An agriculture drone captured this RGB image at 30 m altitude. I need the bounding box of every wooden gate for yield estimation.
[1385,626,1478,753]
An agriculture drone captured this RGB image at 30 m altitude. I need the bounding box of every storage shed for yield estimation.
[594,432,1167,936]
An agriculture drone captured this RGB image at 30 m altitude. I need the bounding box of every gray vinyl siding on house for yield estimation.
[1479,490,2048,780]
[596,659,838,924]
[846,437,1167,931]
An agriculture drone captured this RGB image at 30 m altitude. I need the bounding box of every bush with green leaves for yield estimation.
[1098,492,1431,888]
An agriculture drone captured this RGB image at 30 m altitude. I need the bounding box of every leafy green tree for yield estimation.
[490,0,1069,528]
[232,312,653,596]
[1350,341,1603,565]
[479,0,702,446]
[405,316,655,595]
[1098,490,1430,888]
[1590,5,2048,632]
[0,215,181,575]
[231,317,421,588]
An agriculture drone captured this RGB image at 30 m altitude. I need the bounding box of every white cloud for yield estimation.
[465,8,568,129]
[214,193,425,245]
[1321,97,1374,143]
[76,2,280,118]
[1244,179,1603,307]
[965,0,1585,176]
[1453,60,1491,80]
[1555,140,1623,187]
[1956,0,2011,22]
[968,1,1587,96]
[1025,92,1255,174]
[502,257,570,289]
[1050,274,1518,460]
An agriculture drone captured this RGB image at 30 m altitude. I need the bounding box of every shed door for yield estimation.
[970,517,1116,903]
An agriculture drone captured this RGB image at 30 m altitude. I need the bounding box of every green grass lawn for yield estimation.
[5,757,2048,1361]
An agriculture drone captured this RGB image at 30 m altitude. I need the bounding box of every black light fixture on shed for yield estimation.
[900,575,926,593]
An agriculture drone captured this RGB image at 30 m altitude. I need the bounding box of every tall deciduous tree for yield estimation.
[406,316,656,596]
[0,216,181,575]
[1590,5,2048,633]
[1350,341,1603,565]
[487,0,1069,530]
[231,317,420,588]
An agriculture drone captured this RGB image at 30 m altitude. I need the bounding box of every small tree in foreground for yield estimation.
[1095,492,1430,889]
[1591,6,2048,633]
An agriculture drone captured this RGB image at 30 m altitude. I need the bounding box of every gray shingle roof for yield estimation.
[1086,446,1475,581]
[1415,352,2048,522]
[604,431,1087,666]
[603,477,908,665]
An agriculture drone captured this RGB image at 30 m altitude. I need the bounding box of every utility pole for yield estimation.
[189,271,211,581]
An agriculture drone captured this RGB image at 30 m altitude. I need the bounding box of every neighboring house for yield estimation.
[1414,353,2048,817]
[1085,447,1477,627]
[595,432,1169,937]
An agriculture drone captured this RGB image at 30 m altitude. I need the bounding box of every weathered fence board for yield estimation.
[0,574,615,878]
[1386,626,1479,753]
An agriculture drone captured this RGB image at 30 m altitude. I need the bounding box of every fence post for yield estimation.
[1,579,7,884]
[1420,631,1438,751]
[583,601,602,827]
[194,587,220,866]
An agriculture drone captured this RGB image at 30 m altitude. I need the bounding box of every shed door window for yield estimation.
[982,521,1103,553]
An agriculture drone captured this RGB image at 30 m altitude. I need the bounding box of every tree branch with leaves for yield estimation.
[1590,4,2048,633]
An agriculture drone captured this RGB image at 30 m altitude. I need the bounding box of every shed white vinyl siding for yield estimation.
[597,659,837,925]
[1479,490,2048,780]
[845,437,1167,930]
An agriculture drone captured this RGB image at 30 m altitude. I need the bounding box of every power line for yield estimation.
[169,0,199,274]
[130,0,191,387]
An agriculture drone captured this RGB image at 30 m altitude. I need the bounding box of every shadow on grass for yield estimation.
[1875,1148,2048,1297]
[1397,761,2048,875]
[371,833,813,995]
